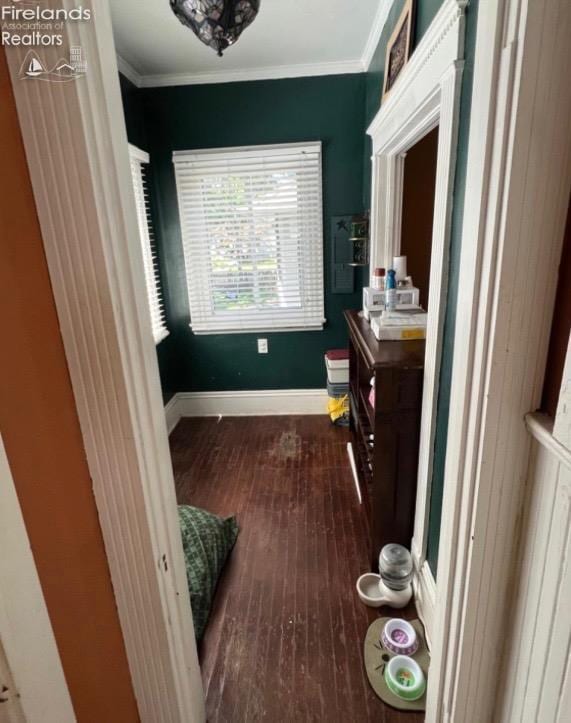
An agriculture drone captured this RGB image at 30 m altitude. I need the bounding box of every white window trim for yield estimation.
[173,141,325,334]
[129,143,169,345]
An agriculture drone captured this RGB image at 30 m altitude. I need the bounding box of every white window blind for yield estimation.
[128,144,169,345]
[173,142,325,333]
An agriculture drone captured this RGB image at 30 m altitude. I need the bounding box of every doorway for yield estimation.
[400,126,440,311]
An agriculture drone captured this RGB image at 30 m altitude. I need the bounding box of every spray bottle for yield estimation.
[385,268,397,311]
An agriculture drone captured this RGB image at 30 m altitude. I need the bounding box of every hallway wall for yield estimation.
[0,51,139,723]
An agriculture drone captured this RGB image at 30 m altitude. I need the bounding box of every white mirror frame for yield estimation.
[367,0,467,644]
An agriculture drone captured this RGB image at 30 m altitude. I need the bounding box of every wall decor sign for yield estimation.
[382,0,416,101]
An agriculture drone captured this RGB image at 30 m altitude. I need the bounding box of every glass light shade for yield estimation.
[170,0,261,56]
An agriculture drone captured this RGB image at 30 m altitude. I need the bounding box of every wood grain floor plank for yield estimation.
[171,416,424,722]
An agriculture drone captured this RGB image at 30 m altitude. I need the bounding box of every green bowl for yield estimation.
[384,655,426,701]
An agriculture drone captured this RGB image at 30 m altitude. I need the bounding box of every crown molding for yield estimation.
[116,54,142,87]
[361,0,394,71]
[136,58,364,88]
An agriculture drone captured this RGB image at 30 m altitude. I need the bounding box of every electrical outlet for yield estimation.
[257,338,268,354]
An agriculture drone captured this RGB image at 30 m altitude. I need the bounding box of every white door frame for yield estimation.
[0,435,76,722]
[367,0,467,644]
[425,0,571,720]
[4,1,204,721]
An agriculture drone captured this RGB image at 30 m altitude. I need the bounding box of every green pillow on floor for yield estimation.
[178,504,239,640]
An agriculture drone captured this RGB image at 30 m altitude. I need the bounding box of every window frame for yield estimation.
[173,141,325,335]
[128,144,169,345]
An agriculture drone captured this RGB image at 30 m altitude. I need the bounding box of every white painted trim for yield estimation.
[367,0,466,641]
[166,390,328,429]
[411,558,436,650]
[346,442,363,505]
[553,332,571,449]
[4,1,205,720]
[173,140,321,161]
[128,143,150,164]
[117,54,142,88]
[0,435,75,722]
[526,413,571,472]
[361,0,394,71]
[165,395,181,435]
[137,59,364,88]
[426,0,571,720]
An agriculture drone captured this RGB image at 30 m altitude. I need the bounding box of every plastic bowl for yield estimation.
[384,655,426,701]
[381,618,419,656]
[356,573,384,607]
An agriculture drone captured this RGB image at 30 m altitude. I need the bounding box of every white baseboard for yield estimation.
[164,395,180,435]
[165,389,328,433]
[413,557,436,650]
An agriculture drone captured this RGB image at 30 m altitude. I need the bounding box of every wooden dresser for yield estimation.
[344,310,425,568]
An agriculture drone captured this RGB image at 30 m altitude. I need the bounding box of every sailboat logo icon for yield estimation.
[26,56,46,77]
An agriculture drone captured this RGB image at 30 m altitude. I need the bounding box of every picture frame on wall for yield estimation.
[382,0,416,101]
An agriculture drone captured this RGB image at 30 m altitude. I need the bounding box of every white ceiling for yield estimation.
[109,0,391,87]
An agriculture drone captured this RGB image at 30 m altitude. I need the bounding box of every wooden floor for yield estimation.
[171,416,423,722]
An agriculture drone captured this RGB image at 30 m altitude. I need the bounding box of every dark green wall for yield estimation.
[119,73,147,149]
[137,74,367,393]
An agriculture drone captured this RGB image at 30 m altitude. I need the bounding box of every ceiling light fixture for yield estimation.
[170,0,261,57]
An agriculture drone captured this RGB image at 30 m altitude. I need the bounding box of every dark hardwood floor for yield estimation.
[171,415,423,722]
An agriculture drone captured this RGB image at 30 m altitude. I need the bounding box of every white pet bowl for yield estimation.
[356,573,384,607]
[381,618,418,655]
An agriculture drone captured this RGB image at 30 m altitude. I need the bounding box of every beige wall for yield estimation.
[0,51,139,722]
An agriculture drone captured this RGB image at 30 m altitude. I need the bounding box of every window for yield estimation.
[173,142,325,333]
[128,144,169,344]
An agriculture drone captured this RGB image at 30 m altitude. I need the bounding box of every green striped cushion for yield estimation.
[178,505,239,640]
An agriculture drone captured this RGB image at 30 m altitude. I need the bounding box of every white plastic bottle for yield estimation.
[372,267,386,291]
